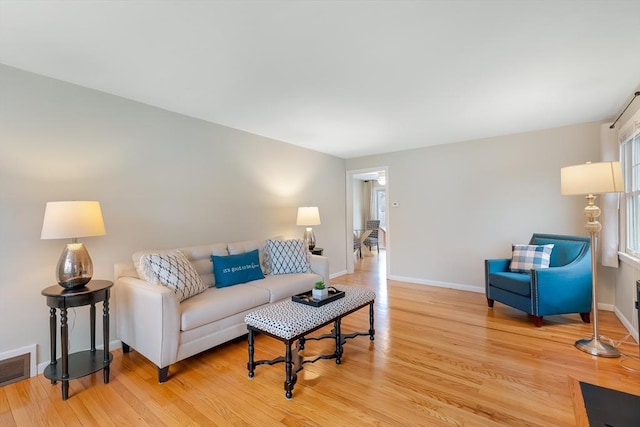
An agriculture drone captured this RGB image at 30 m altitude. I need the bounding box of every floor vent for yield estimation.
[0,353,30,387]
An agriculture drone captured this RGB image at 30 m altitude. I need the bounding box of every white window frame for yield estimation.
[618,109,640,261]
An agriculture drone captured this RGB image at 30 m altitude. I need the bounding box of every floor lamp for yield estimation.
[561,161,624,357]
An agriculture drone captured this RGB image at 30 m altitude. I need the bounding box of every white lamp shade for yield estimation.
[296,206,321,226]
[561,161,624,196]
[41,201,106,239]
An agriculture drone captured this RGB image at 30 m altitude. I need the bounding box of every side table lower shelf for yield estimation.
[44,350,112,382]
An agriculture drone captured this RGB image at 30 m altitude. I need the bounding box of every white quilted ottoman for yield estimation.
[244,284,376,399]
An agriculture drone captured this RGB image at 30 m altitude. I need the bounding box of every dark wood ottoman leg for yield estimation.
[334,319,342,364]
[369,302,375,341]
[580,312,591,323]
[247,329,255,378]
[284,341,295,399]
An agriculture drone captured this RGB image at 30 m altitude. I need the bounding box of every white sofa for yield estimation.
[114,238,329,382]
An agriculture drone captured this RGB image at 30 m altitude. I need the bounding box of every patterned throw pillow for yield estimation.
[265,239,311,275]
[509,244,554,274]
[138,251,207,301]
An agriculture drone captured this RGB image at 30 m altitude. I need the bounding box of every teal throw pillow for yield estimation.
[211,249,265,288]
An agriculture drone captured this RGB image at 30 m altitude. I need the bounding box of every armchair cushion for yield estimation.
[509,244,554,273]
[138,251,207,302]
[488,272,532,297]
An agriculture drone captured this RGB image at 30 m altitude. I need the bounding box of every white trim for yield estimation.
[597,302,615,312]
[614,306,640,344]
[345,166,389,275]
[619,251,640,270]
[330,270,348,279]
[0,344,37,378]
[387,275,484,293]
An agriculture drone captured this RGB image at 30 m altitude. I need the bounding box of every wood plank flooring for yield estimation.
[3,251,639,426]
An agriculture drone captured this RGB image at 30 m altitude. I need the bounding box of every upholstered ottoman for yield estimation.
[244,284,375,398]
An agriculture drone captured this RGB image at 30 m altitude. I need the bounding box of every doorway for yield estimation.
[346,167,388,275]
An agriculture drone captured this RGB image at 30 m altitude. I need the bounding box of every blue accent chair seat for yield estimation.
[485,233,592,327]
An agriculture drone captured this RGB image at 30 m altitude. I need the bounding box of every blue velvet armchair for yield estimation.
[485,233,592,327]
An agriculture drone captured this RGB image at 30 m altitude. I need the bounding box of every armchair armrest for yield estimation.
[485,258,511,273]
[115,276,181,369]
[309,255,329,284]
[531,257,592,314]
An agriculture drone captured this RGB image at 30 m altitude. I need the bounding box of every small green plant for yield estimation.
[314,281,325,290]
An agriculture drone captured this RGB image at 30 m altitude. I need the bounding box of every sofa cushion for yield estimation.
[266,239,310,275]
[509,244,554,274]
[138,251,208,302]
[248,273,321,303]
[488,272,532,297]
[211,249,265,288]
[180,284,270,331]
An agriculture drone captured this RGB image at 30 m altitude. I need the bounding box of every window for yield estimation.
[620,120,640,257]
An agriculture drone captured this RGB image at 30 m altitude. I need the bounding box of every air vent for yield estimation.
[0,353,30,387]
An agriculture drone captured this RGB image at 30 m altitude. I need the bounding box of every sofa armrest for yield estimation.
[115,276,181,369]
[309,255,329,284]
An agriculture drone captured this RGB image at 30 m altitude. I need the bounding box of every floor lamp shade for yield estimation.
[41,201,106,289]
[296,207,321,250]
[560,161,624,357]
[561,161,624,195]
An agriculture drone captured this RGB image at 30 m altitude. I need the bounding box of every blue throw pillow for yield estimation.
[211,249,265,288]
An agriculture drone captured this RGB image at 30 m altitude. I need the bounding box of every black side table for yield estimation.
[310,248,324,255]
[41,280,113,400]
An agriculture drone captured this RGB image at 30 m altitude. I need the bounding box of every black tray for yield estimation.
[292,288,345,307]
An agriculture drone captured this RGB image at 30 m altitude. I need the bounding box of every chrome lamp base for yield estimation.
[575,337,620,358]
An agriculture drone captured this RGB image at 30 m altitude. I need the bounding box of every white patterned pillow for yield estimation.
[138,251,207,301]
[509,244,554,274]
[265,239,310,275]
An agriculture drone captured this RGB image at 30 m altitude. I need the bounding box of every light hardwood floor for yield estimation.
[2,251,639,426]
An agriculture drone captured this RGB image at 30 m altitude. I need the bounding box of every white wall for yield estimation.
[347,119,639,339]
[346,122,603,289]
[0,65,346,364]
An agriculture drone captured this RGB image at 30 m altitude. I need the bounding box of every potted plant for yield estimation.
[312,281,328,300]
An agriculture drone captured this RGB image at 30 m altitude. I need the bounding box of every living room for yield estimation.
[1,1,639,425]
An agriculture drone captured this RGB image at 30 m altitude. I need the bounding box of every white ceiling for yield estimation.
[1,1,639,159]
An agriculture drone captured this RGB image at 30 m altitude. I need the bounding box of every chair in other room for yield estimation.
[363,219,380,253]
[353,237,362,258]
[484,233,592,327]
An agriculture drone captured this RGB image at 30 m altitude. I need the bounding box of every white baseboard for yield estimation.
[387,275,484,293]
[330,270,348,279]
[614,306,639,344]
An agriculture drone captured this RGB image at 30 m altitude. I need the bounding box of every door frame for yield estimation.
[345,166,389,274]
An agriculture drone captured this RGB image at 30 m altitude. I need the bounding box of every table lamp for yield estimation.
[296,206,321,250]
[41,201,106,289]
[561,161,624,357]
